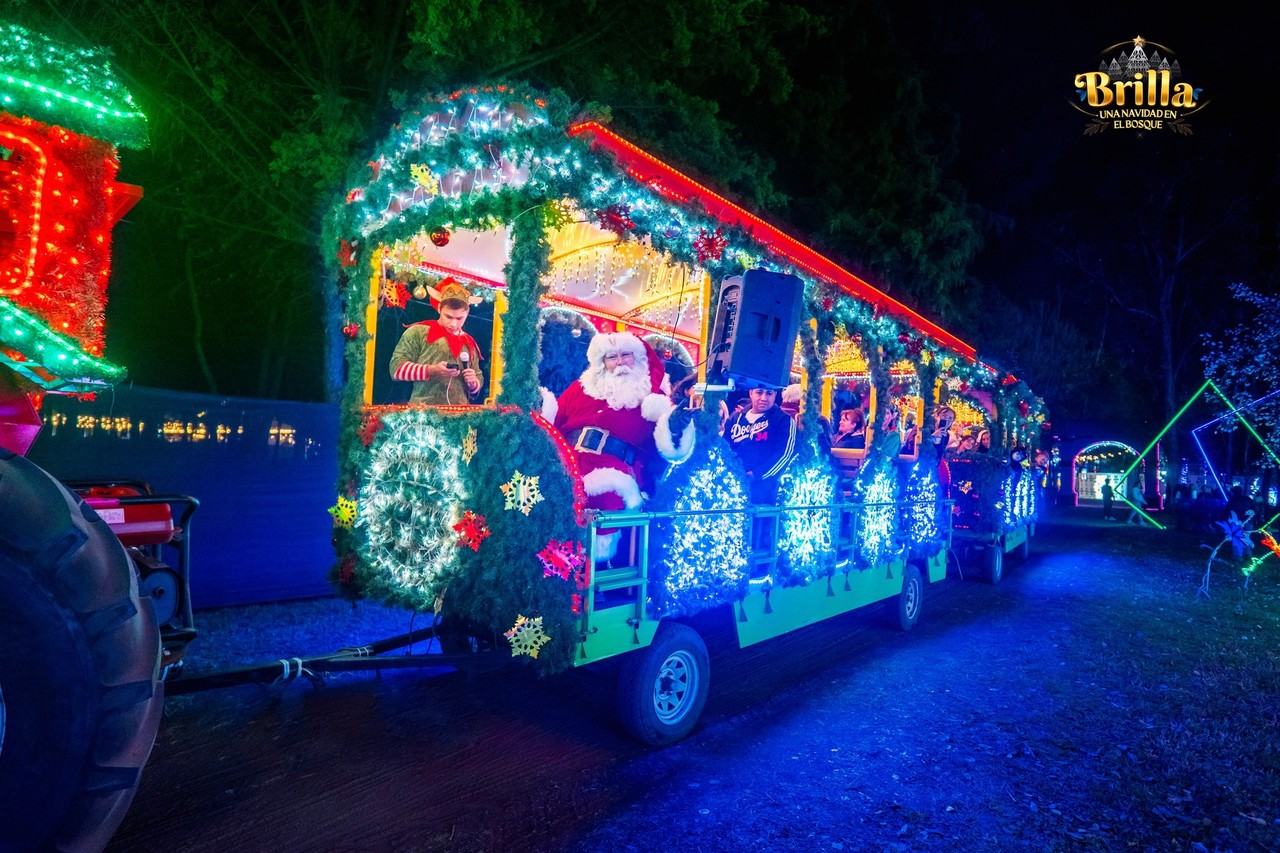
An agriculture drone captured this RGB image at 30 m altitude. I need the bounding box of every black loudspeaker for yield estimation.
[707,268,804,389]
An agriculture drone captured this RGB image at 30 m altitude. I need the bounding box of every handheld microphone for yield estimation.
[458,350,470,368]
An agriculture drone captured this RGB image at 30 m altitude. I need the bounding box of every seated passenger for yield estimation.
[832,406,866,449]
[723,384,797,504]
[901,412,918,455]
[548,332,694,561]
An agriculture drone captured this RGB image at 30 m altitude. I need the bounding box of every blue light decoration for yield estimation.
[358,412,467,607]
[999,465,1038,529]
[775,459,838,584]
[900,461,943,551]
[1189,386,1280,502]
[853,460,902,568]
[650,443,751,618]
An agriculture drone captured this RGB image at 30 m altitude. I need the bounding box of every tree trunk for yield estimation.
[184,242,218,394]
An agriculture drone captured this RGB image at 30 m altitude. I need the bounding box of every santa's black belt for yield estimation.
[569,427,638,465]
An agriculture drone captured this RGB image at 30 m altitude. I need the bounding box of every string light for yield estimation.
[358,412,468,597]
[654,445,751,617]
[777,461,838,581]
[854,463,901,568]
[0,23,149,149]
[902,461,942,544]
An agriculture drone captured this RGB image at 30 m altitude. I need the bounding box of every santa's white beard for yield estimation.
[580,365,650,410]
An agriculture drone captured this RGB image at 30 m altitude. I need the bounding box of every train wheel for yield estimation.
[617,622,709,746]
[984,543,1004,585]
[890,563,924,631]
[0,453,162,851]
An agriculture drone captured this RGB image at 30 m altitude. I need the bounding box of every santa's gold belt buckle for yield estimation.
[575,427,609,454]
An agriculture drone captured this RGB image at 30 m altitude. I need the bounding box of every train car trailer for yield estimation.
[1,60,1047,851]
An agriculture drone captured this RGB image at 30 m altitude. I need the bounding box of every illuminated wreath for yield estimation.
[358,414,469,595]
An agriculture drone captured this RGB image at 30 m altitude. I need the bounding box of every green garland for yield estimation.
[0,23,149,149]
[499,212,551,409]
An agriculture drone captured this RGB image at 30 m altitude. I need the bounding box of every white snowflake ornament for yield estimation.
[500,470,544,515]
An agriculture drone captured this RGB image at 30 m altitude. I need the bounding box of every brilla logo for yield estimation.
[1072,35,1208,135]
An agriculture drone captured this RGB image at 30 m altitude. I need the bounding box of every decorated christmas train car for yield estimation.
[323,84,1046,744]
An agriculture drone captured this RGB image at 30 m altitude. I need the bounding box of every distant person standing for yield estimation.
[1225,485,1255,524]
[1100,477,1115,520]
[1126,479,1147,526]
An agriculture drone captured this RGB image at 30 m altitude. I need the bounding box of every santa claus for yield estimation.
[543,332,695,560]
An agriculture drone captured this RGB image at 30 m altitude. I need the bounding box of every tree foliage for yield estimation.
[7,0,415,399]
[5,0,986,401]
[1201,283,1280,456]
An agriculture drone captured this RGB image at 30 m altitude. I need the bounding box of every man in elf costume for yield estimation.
[389,278,485,405]
[545,331,695,560]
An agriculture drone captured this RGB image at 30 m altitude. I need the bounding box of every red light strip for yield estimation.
[531,409,588,527]
[0,127,46,296]
[567,121,978,362]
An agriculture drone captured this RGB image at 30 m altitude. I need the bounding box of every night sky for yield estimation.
[913,7,1275,283]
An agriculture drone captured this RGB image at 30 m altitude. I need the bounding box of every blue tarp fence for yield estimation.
[29,385,339,609]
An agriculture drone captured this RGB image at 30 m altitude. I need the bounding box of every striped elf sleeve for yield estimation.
[394,362,431,382]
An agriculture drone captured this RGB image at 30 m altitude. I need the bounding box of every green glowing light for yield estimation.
[0,295,125,389]
[0,23,148,149]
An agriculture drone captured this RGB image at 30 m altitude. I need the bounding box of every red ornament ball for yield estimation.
[429,227,451,247]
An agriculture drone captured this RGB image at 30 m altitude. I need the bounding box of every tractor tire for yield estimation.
[0,453,162,852]
[616,622,709,746]
[890,563,924,632]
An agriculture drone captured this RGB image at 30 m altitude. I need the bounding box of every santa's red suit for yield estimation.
[543,332,694,559]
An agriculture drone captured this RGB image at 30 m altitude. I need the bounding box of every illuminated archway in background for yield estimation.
[1071,440,1144,506]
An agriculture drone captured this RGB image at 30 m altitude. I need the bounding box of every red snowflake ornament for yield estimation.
[382,280,410,309]
[821,296,835,312]
[337,239,357,268]
[693,227,728,264]
[452,511,492,551]
[538,538,587,581]
[338,553,357,583]
[359,415,384,447]
[595,204,635,236]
